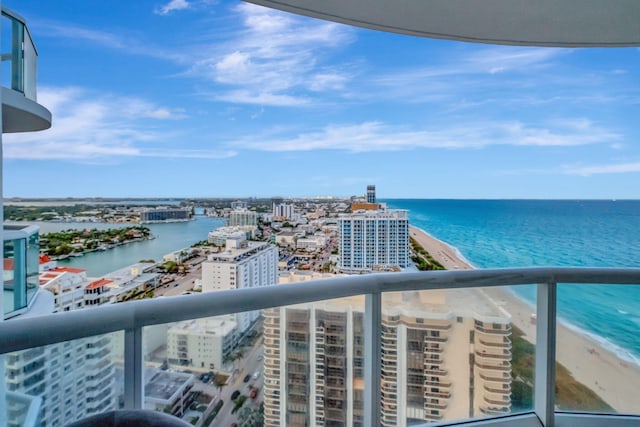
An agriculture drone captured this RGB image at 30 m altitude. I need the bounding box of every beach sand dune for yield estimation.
[410,226,640,413]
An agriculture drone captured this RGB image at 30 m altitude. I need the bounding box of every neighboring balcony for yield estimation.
[3,225,52,320]
[1,7,51,133]
[2,267,640,427]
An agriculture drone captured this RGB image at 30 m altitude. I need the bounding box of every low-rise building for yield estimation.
[166,318,237,372]
[144,369,196,417]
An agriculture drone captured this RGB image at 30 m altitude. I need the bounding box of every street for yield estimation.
[212,327,264,426]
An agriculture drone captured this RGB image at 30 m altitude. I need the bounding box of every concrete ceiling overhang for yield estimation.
[245,0,640,47]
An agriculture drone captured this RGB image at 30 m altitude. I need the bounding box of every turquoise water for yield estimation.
[33,215,225,276]
[385,199,640,363]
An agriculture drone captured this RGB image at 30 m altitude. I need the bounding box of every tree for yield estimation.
[236,406,263,427]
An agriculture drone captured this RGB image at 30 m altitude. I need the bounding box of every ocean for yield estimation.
[385,199,640,363]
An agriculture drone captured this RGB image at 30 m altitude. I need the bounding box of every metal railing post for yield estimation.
[124,327,144,409]
[535,282,557,427]
[364,292,382,426]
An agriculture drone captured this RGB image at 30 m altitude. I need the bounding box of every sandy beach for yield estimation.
[410,225,640,413]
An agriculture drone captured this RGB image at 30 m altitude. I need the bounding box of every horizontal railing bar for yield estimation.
[1,267,640,355]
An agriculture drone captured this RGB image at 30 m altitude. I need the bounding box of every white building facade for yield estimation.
[201,239,278,332]
[166,318,237,372]
[338,209,410,273]
[229,209,258,227]
[263,289,512,427]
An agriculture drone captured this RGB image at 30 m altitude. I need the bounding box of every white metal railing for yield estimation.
[2,267,640,427]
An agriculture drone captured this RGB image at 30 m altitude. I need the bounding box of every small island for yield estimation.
[41,226,153,259]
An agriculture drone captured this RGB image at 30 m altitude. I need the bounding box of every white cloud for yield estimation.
[3,87,235,161]
[564,162,640,176]
[36,20,187,63]
[231,119,619,152]
[189,3,354,106]
[155,0,191,15]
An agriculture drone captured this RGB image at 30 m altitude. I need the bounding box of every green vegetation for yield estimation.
[510,326,613,412]
[4,204,104,221]
[410,237,445,271]
[232,395,248,414]
[161,260,179,273]
[41,226,151,257]
[191,239,219,247]
[203,400,224,426]
[236,405,264,427]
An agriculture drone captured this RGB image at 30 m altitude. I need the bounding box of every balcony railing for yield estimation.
[2,267,640,426]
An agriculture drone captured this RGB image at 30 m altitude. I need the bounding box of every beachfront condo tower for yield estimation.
[338,208,410,273]
[263,288,512,426]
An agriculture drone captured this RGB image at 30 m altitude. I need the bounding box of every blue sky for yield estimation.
[4,0,640,199]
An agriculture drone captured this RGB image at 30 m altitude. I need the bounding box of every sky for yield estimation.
[3,0,640,199]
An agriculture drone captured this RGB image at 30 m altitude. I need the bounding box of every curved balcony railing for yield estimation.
[1,7,51,133]
[2,267,640,427]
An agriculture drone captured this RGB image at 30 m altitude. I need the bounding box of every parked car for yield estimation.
[231,390,240,400]
[252,371,260,380]
[249,387,259,399]
[243,374,251,383]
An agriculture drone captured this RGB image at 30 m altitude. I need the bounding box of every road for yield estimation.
[153,262,203,297]
[213,326,264,426]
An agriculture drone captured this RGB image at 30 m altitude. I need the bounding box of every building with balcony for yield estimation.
[338,208,410,273]
[2,1,640,427]
[201,237,278,332]
[143,369,195,418]
[5,263,117,426]
[273,203,296,221]
[262,288,511,427]
[166,317,237,372]
[229,209,258,227]
[207,225,257,246]
[1,8,52,423]
[139,207,192,224]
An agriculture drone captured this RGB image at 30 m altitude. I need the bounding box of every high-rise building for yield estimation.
[201,238,278,333]
[263,289,512,427]
[273,203,295,220]
[5,254,117,427]
[231,200,248,210]
[229,209,258,227]
[367,185,376,204]
[338,208,410,273]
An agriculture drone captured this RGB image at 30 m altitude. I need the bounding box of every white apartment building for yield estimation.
[229,209,258,227]
[263,289,512,427]
[201,238,278,332]
[207,226,257,246]
[230,200,248,210]
[273,203,295,220]
[166,317,237,372]
[338,209,410,273]
[6,264,117,427]
[296,235,327,251]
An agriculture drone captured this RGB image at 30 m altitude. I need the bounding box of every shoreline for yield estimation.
[409,225,640,413]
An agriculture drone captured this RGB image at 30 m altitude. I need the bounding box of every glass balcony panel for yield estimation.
[143,313,263,426]
[2,331,123,426]
[4,238,27,317]
[382,285,535,426]
[22,24,37,100]
[555,283,640,415]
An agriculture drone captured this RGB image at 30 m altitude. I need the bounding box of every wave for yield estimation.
[560,318,640,367]
[501,284,640,368]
